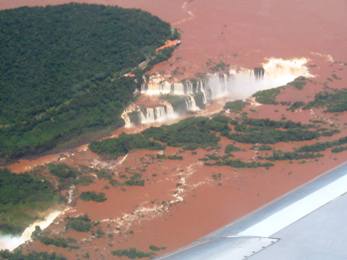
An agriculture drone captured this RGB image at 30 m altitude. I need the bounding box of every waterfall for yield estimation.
[0,210,63,251]
[155,106,166,119]
[185,95,199,111]
[124,58,312,126]
[122,102,179,127]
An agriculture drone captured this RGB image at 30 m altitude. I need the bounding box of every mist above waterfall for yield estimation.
[123,58,312,126]
[222,57,312,100]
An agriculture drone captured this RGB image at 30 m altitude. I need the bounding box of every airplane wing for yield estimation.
[159,162,347,260]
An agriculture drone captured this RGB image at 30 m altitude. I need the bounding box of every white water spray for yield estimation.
[0,210,62,251]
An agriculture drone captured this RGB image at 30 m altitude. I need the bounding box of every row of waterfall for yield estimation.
[122,58,312,127]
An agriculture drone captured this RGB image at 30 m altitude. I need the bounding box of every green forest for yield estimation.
[0,4,174,160]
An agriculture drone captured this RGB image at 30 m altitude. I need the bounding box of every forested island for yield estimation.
[0,4,176,160]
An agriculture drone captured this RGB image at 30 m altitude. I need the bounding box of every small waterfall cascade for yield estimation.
[122,58,312,127]
[121,101,178,128]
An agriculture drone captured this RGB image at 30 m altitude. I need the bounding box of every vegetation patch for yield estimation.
[224,144,241,154]
[96,170,113,180]
[224,100,246,112]
[287,76,307,90]
[253,88,282,104]
[90,133,163,158]
[124,173,145,187]
[48,163,80,189]
[80,192,107,202]
[305,89,347,112]
[288,101,305,111]
[66,215,93,232]
[0,169,59,235]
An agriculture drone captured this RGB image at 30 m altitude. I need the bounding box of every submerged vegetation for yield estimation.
[0,4,176,160]
[0,169,59,235]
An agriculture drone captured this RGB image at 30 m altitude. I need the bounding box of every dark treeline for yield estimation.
[0,4,173,160]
